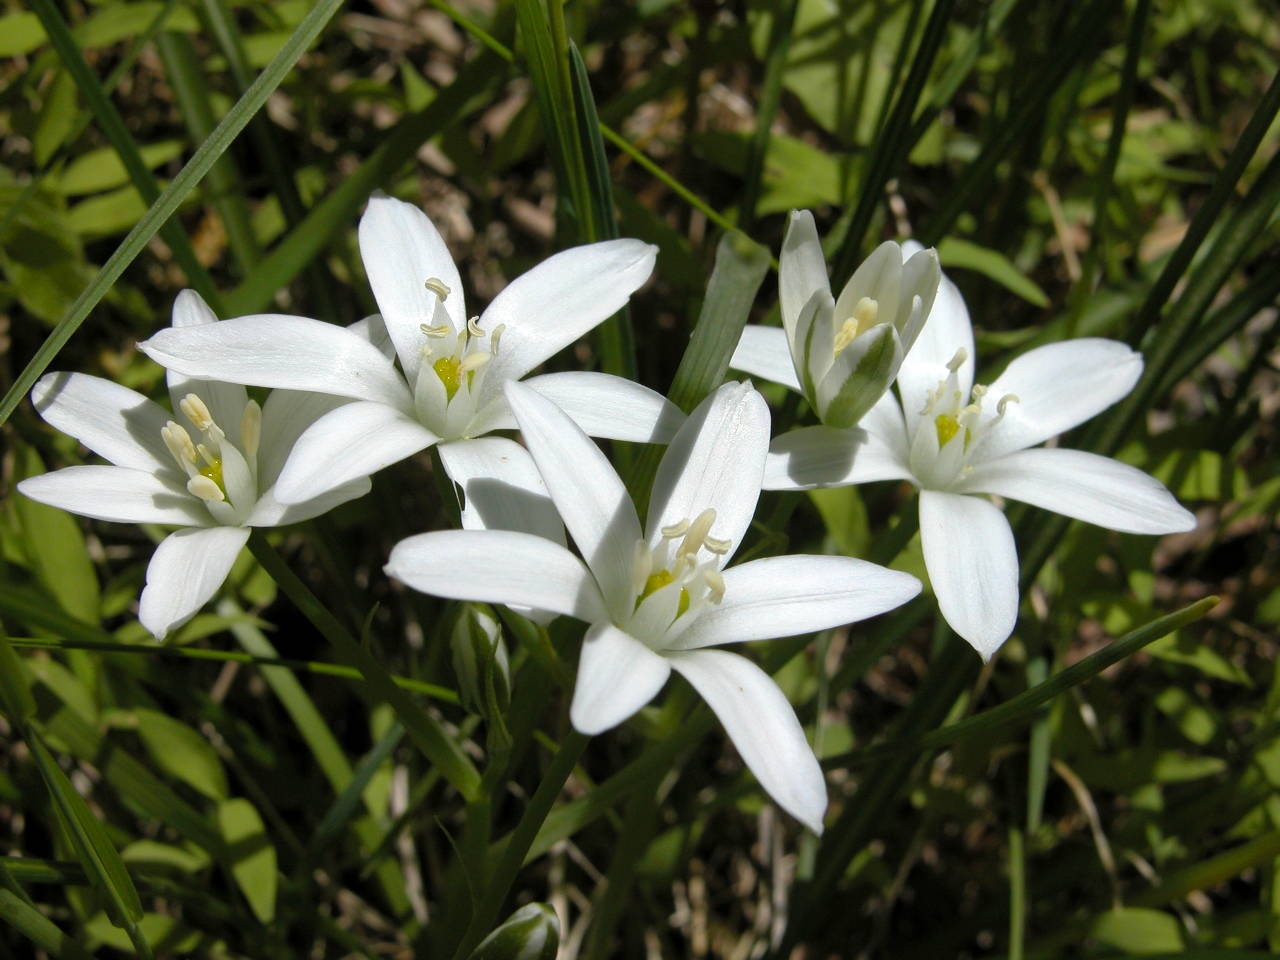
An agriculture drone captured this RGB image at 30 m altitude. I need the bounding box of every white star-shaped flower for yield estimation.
[385,380,922,832]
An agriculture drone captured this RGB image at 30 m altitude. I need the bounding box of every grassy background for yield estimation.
[1,0,1278,957]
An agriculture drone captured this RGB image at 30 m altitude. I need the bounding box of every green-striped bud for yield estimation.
[467,903,560,960]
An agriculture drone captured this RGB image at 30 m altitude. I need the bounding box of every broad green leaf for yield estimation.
[936,236,1050,308]
[0,12,45,56]
[13,446,100,624]
[30,733,145,930]
[216,797,277,923]
[33,71,79,168]
[0,633,36,725]
[25,658,97,729]
[122,838,211,874]
[1146,630,1253,686]
[72,2,199,49]
[808,486,870,559]
[1152,751,1227,783]
[85,911,200,954]
[1154,686,1218,746]
[132,708,229,801]
[58,141,184,196]
[1089,907,1184,952]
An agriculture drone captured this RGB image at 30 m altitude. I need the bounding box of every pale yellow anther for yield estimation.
[852,296,879,332]
[703,534,731,555]
[832,318,860,356]
[161,421,198,469]
[703,568,726,603]
[240,400,261,459]
[459,352,490,374]
[180,393,214,432]
[187,475,225,503]
[677,508,717,557]
[419,322,451,338]
[424,277,451,300]
[196,443,218,468]
[971,384,988,399]
[489,323,506,354]
[997,393,1020,416]
[661,519,690,539]
[947,348,968,373]
[467,316,485,338]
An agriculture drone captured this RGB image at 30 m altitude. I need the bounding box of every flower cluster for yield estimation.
[20,195,1195,833]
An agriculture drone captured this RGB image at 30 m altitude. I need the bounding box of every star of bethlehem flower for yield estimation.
[762,245,1197,659]
[139,194,681,540]
[730,209,941,428]
[384,380,923,833]
[17,291,369,639]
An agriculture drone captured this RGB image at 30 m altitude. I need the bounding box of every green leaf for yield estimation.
[121,839,211,875]
[1088,907,1184,952]
[0,889,95,960]
[72,2,198,49]
[33,71,79,168]
[216,797,277,924]
[0,633,36,725]
[807,486,870,559]
[57,141,185,196]
[132,708,229,801]
[85,911,200,955]
[13,445,100,624]
[936,236,1050,308]
[0,12,46,56]
[29,732,146,936]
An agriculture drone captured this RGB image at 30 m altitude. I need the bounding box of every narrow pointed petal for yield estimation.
[814,322,902,429]
[668,649,827,834]
[347,313,398,361]
[358,194,466,373]
[479,239,657,389]
[647,382,769,564]
[31,372,173,473]
[247,477,371,527]
[139,526,249,639]
[896,255,974,432]
[521,372,685,443]
[166,291,248,444]
[673,555,921,648]
[763,421,910,490]
[897,246,941,350]
[171,288,218,328]
[436,437,565,544]
[139,315,413,411]
[18,466,207,526]
[958,447,1196,534]
[832,241,903,338]
[918,490,1018,660]
[979,339,1142,459]
[256,389,350,488]
[274,401,438,504]
[386,529,607,622]
[504,381,641,617]
[570,622,671,735]
[779,210,831,358]
[730,325,802,392]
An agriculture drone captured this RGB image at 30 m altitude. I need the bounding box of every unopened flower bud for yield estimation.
[467,903,560,960]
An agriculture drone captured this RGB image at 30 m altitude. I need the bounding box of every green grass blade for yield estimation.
[0,0,347,428]
[307,722,404,860]
[739,0,799,232]
[29,731,151,957]
[247,533,481,801]
[155,30,260,276]
[222,48,508,316]
[0,889,96,960]
[27,0,219,306]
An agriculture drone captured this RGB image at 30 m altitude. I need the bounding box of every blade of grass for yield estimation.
[0,0,347,428]
[0,889,96,960]
[739,0,799,233]
[155,30,260,277]
[247,532,482,801]
[27,0,220,307]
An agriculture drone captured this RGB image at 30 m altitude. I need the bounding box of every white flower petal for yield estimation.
[814,322,902,429]
[729,324,802,393]
[647,382,768,565]
[18,466,207,526]
[763,423,910,490]
[358,194,466,374]
[832,241,903,340]
[672,555,921,648]
[478,239,657,391]
[170,288,219,328]
[668,649,827,834]
[570,622,672,734]
[31,372,173,473]
[897,246,942,351]
[436,437,565,544]
[521,371,684,443]
[138,526,249,639]
[139,315,413,411]
[779,210,831,360]
[896,261,974,435]
[958,447,1195,534]
[979,338,1142,459]
[274,400,438,504]
[256,389,351,488]
[504,381,642,618]
[347,313,397,360]
[918,490,1018,660]
[385,529,607,622]
[166,292,248,446]
[247,477,371,527]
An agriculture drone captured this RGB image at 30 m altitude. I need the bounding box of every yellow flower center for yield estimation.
[935,412,961,449]
[640,569,690,615]
[198,457,225,493]
[433,355,462,400]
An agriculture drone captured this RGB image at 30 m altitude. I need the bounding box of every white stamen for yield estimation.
[703,534,731,555]
[459,352,490,374]
[661,519,690,539]
[180,394,214,432]
[240,400,261,459]
[703,568,726,603]
[678,508,717,557]
[424,277,451,300]
[489,323,506,354]
[467,316,485,338]
[419,323,451,338]
[997,393,1020,416]
[631,540,653,596]
[946,348,968,373]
